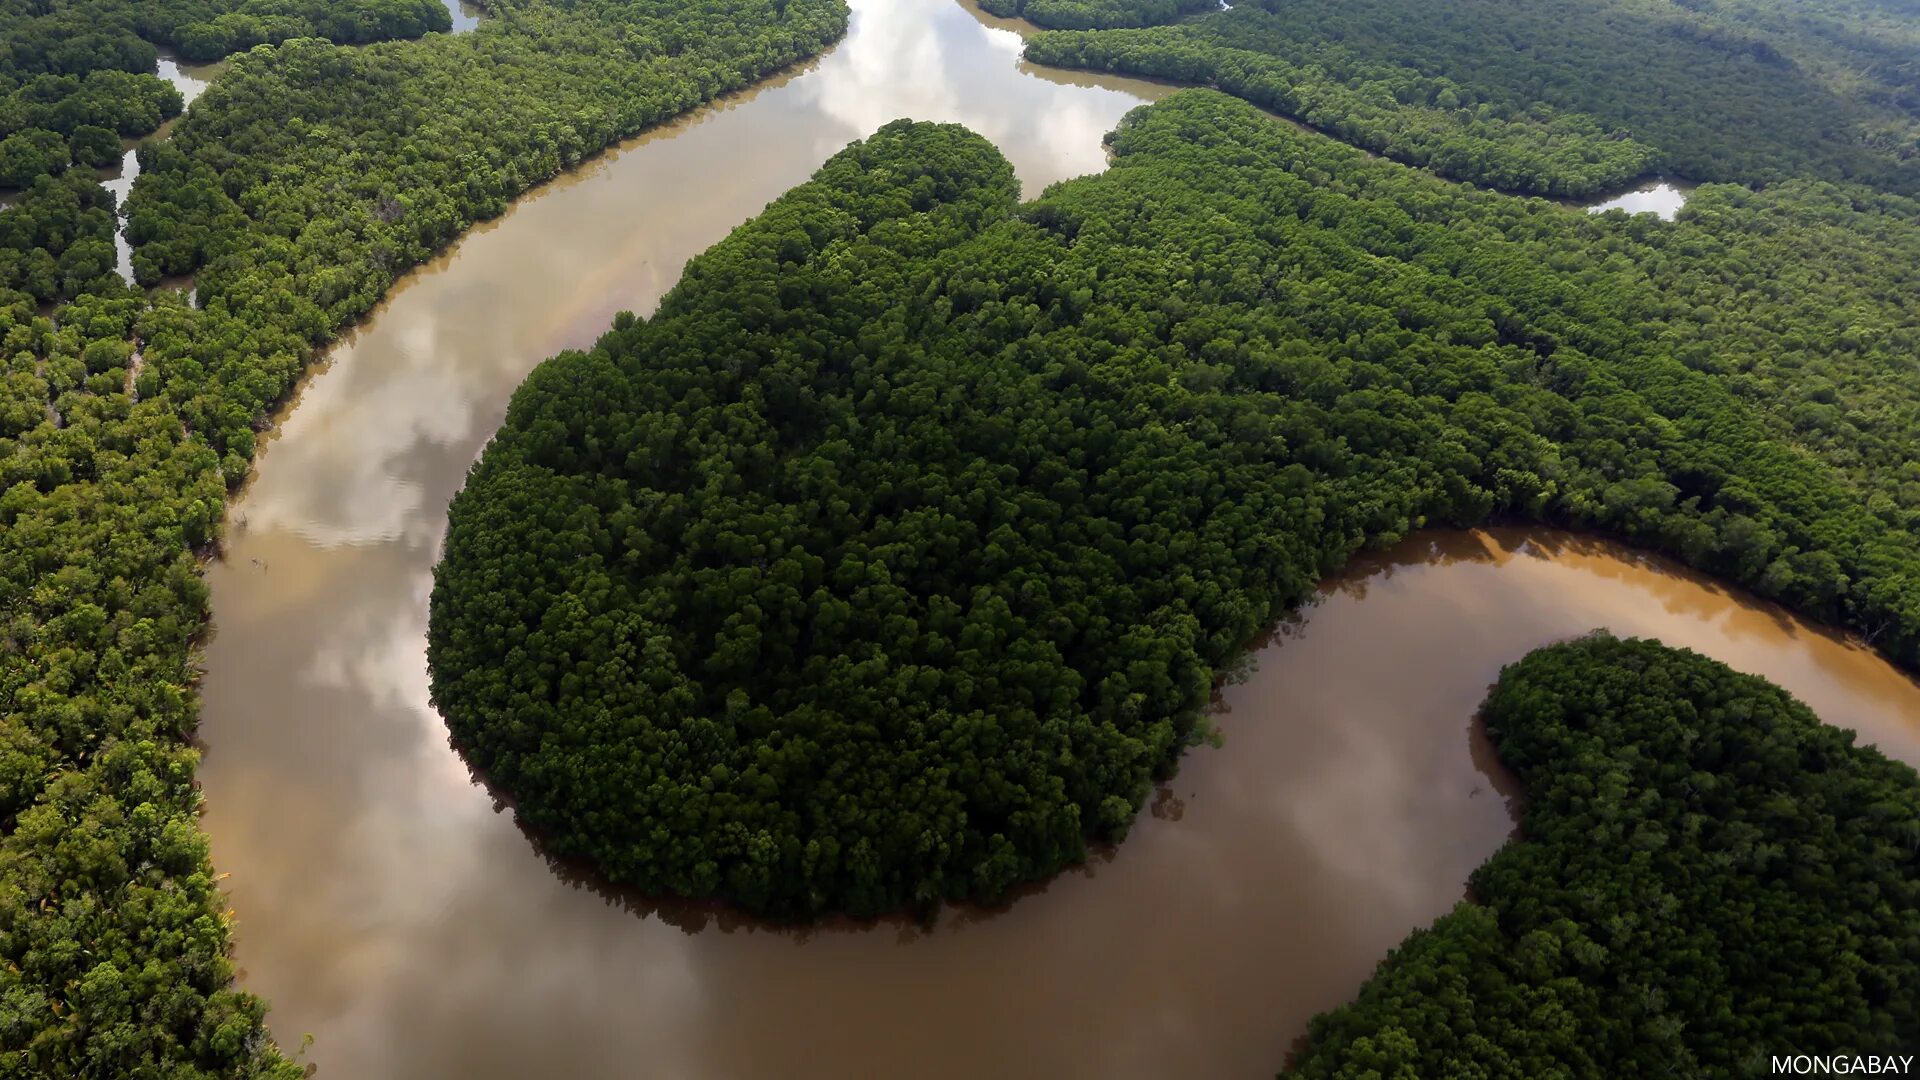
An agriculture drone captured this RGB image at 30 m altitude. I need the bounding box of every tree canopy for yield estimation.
[1283,634,1920,1077]
[0,0,450,78]
[0,0,848,1072]
[1023,0,1920,197]
[0,0,456,192]
[4,0,1920,1069]
[431,91,1920,920]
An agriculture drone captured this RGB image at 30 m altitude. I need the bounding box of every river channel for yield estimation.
[192,1,1920,1076]
[101,52,225,282]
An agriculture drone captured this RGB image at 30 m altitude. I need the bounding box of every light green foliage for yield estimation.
[0,0,849,1072]
[430,92,1920,920]
[125,0,850,456]
[0,0,444,176]
[1284,635,1920,1076]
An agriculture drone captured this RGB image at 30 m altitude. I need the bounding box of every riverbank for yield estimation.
[0,3,852,1073]
[191,7,1920,1068]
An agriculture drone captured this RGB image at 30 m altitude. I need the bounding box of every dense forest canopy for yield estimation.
[1283,635,1920,1076]
[0,0,849,1073]
[974,0,1216,31]
[0,0,454,189]
[0,0,450,75]
[430,91,1920,919]
[1024,0,1920,196]
[4,0,1920,1070]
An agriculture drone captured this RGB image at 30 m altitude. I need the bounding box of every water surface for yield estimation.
[441,0,486,33]
[103,53,225,282]
[158,53,226,104]
[193,2,1920,1077]
[1585,178,1694,219]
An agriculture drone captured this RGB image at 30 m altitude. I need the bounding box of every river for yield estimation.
[192,0,1920,1077]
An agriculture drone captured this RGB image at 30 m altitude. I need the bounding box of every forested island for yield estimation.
[975,0,1216,32]
[0,0,848,1073]
[1284,635,1919,1075]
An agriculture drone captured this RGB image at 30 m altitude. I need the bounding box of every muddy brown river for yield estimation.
[193,1,1920,1076]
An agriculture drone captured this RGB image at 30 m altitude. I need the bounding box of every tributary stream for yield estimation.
[193,1,1920,1076]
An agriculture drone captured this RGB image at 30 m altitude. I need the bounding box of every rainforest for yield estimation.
[1290,634,1919,1075]
[431,96,1920,918]
[1,0,848,1073]
[3,0,1919,1074]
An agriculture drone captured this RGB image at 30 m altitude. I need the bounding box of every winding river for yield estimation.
[193,1,1920,1076]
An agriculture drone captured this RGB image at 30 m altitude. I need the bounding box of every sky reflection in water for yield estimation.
[194,4,1920,1077]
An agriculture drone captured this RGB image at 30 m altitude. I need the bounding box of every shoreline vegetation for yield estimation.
[2,0,1917,1073]
[1019,0,1920,198]
[1285,634,1919,1076]
[0,1,849,1073]
[429,75,1920,996]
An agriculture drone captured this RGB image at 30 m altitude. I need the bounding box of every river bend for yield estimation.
[193,2,1920,1076]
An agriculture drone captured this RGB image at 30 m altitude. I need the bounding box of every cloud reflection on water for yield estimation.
[192,2,1920,1077]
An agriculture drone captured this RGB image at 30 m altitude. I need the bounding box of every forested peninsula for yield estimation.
[0,1,848,1073]
[7,0,1920,1072]
[431,91,1920,932]
[1284,635,1920,1076]
[1023,0,1920,197]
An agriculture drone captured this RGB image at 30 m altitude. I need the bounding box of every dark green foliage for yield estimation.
[0,173,120,303]
[0,128,68,188]
[65,124,122,168]
[0,0,449,83]
[0,1,156,85]
[0,70,183,141]
[430,91,1920,918]
[0,0,431,157]
[976,0,1216,31]
[0,0,849,1072]
[163,0,453,61]
[1025,0,1920,196]
[3,0,1918,1069]
[1283,635,1920,1077]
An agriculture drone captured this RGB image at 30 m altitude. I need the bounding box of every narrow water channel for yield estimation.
[102,52,225,282]
[441,0,485,34]
[192,2,1920,1077]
